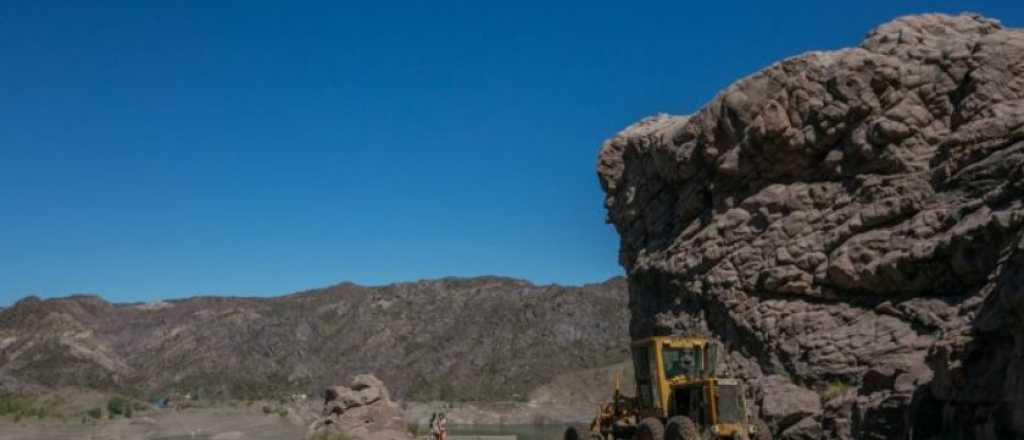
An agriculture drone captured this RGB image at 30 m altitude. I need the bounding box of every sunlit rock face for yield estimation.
[598,13,1024,440]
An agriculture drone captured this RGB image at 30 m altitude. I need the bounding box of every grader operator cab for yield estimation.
[565,337,768,440]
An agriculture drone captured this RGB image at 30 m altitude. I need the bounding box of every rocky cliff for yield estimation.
[0,276,628,405]
[598,13,1023,440]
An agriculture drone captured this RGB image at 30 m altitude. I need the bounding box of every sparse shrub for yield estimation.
[86,407,103,420]
[821,381,853,401]
[107,396,128,417]
[406,422,422,436]
[0,393,34,416]
[310,432,353,440]
[125,404,133,418]
[0,393,59,421]
[44,396,65,412]
[261,404,273,414]
[275,407,289,418]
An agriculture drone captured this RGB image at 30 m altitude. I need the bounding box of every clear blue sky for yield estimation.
[1,1,1020,304]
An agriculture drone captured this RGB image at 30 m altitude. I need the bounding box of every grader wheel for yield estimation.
[564,427,581,440]
[665,416,698,440]
[636,417,665,440]
[753,418,772,440]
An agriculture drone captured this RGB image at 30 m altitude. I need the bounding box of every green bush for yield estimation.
[107,396,128,417]
[821,381,853,401]
[0,393,58,421]
[86,407,103,420]
[0,394,34,416]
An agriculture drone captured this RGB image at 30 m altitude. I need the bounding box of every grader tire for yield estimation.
[637,417,665,440]
[589,433,604,440]
[564,427,581,440]
[753,418,772,440]
[665,416,698,440]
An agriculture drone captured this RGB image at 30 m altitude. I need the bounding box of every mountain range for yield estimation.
[0,276,628,403]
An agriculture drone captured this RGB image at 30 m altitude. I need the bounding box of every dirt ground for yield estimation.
[0,407,306,440]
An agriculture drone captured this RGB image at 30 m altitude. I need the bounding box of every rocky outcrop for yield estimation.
[324,375,391,413]
[308,375,410,440]
[597,13,1023,440]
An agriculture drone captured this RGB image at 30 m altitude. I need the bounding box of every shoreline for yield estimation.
[0,400,592,439]
[402,401,593,426]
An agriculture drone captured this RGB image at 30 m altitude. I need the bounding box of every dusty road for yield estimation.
[0,407,305,440]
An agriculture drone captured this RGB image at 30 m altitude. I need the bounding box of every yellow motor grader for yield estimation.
[564,337,769,440]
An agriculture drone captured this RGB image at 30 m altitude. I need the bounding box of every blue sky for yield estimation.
[1,1,1021,304]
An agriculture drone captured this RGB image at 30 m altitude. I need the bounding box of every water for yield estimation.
[151,425,572,440]
[449,424,582,440]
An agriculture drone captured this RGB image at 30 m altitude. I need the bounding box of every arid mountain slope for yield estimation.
[0,276,628,403]
[598,13,1023,440]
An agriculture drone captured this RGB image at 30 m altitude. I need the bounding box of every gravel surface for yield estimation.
[0,407,305,440]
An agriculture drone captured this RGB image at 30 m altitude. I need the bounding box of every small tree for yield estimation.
[107,397,127,417]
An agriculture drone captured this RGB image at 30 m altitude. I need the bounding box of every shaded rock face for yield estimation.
[309,374,410,440]
[597,13,1024,440]
[757,375,823,435]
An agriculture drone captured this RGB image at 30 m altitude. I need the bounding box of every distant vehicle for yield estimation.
[564,336,769,440]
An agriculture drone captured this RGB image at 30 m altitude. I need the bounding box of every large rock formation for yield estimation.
[308,374,410,440]
[598,13,1023,440]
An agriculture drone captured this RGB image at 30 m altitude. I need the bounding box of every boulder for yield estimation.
[756,375,822,432]
[324,374,390,414]
[309,375,411,440]
[351,374,389,404]
[778,416,822,440]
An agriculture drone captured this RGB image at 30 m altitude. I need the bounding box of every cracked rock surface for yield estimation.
[597,13,1024,440]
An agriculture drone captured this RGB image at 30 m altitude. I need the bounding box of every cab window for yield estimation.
[663,348,701,378]
[632,348,657,409]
